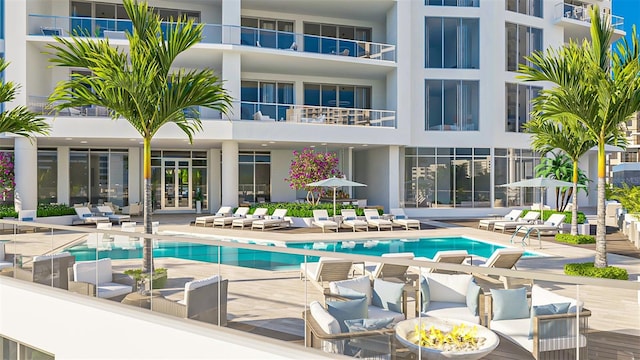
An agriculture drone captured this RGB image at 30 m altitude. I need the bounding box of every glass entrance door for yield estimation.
[162,159,191,209]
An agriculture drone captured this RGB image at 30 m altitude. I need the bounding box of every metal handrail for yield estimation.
[554,3,624,30]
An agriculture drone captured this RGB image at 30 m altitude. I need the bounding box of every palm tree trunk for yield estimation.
[595,143,607,268]
[142,137,154,274]
[571,161,578,236]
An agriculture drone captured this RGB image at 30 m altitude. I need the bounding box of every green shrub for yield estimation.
[124,268,168,289]
[0,204,76,218]
[564,262,629,280]
[240,203,382,218]
[521,209,585,224]
[0,205,18,218]
[555,233,595,244]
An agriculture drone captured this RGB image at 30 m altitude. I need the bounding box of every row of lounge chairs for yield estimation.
[312,208,421,233]
[195,207,290,231]
[478,210,566,237]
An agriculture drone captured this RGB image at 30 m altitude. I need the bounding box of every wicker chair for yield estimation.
[67,258,133,301]
[14,252,75,289]
[151,275,228,326]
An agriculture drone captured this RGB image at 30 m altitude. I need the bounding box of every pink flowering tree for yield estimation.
[285,148,341,204]
[0,152,15,203]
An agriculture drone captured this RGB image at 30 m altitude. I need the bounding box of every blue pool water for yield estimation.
[65,236,536,271]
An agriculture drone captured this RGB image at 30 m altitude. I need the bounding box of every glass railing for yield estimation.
[1,217,638,359]
[555,3,624,30]
[28,14,396,62]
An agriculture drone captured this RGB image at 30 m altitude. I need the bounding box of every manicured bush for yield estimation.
[555,233,595,244]
[521,209,585,224]
[0,204,76,218]
[564,262,629,280]
[241,203,382,218]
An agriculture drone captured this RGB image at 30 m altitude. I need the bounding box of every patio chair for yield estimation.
[0,242,20,272]
[67,258,133,301]
[231,207,268,229]
[468,247,525,289]
[478,209,523,230]
[300,257,353,290]
[151,274,228,326]
[514,214,567,236]
[412,250,469,274]
[96,205,131,225]
[194,206,232,227]
[493,211,540,233]
[312,210,339,233]
[339,209,368,232]
[390,208,421,230]
[363,209,393,231]
[86,222,113,251]
[121,202,142,216]
[14,252,75,289]
[212,207,250,228]
[250,209,290,231]
[74,206,110,225]
[364,252,414,282]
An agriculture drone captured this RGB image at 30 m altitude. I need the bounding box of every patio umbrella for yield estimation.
[306,176,367,216]
[498,177,586,220]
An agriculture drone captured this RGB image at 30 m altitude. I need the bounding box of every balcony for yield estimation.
[554,2,625,42]
[28,14,396,62]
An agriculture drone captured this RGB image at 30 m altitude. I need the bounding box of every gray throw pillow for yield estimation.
[326,297,368,333]
[372,279,405,313]
[529,302,571,339]
[419,275,431,313]
[466,279,481,316]
[490,287,529,321]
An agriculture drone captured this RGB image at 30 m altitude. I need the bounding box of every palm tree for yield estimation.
[518,7,640,267]
[0,58,50,137]
[47,0,232,273]
[524,119,596,234]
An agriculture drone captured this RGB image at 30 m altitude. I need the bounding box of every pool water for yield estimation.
[65,236,536,271]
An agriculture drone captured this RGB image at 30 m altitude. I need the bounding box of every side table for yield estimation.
[121,291,163,309]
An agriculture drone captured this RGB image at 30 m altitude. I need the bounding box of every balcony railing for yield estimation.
[28,14,396,62]
[555,3,624,30]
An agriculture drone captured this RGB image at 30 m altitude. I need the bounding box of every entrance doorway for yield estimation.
[162,159,191,209]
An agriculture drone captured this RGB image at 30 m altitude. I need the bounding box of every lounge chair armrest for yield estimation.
[113,273,135,286]
[151,297,187,318]
[68,280,96,296]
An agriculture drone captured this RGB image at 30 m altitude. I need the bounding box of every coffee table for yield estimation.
[121,291,163,309]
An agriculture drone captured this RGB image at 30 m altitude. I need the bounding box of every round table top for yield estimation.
[121,291,163,309]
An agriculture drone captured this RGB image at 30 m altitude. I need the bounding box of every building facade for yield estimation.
[1,0,625,216]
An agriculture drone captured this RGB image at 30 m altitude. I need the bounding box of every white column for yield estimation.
[388,145,400,209]
[208,149,221,213]
[57,147,70,205]
[221,141,238,207]
[14,137,38,211]
[222,52,241,120]
[221,0,241,44]
[128,147,141,204]
[4,0,27,108]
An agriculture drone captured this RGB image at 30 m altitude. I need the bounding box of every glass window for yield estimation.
[37,151,58,204]
[238,152,271,203]
[426,0,479,6]
[425,17,479,69]
[304,83,371,109]
[303,22,372,56]
[70,151,89,205]
[70,149,129,206]
[241,80,293,120]
[505,83,542,132]
[425,80,479,131]
[506,0,542,17]
[505,23,543,72]
[109,152,128,208]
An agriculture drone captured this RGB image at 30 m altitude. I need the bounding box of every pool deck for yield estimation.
[2,214,640,359]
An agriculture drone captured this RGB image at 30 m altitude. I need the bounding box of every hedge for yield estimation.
[521,209,585,224]
[0,204,77,218]
[239,203,382,218]
[555,234,596,244]
[564,262,629,280]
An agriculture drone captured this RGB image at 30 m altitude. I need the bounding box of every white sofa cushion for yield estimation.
[422,273,472,303]
[184,275,221,303]
[309,301,343,354]
[422,302,480,324]
[330,276,372,305]
[97,282,133,299]
[74,258,113,285]
[33,251,71,262]
[490,318,532,351]
[531,284,582,312]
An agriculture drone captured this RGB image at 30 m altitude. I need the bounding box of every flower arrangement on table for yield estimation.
[412,323,486,352]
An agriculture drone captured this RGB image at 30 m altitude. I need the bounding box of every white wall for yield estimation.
[354,147,390,210]
[0,278,330,360]
[271,149,297,203]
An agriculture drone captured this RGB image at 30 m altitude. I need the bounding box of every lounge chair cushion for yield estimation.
[74,258,113,285]
[423,273,472,303]
[330,276,372,305]
[318,216,328,221]
[490,318,532,351]
[466,279,482,316]
[96,282,133,299]
[529,302,571,339]
[372,279,404,313]
[326,297,368,332]
[490,287,530,320]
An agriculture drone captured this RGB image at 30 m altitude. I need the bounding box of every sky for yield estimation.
[613,0,640,42]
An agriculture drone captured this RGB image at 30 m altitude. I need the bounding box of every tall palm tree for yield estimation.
[524,119,597,234]
[0,58,50,137]
[47,0,232,273]
[519,7,640,267]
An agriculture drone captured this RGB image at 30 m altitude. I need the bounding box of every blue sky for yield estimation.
[613,0,640,42]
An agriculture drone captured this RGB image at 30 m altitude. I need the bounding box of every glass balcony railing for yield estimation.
[0,217,639,359]
[28,14,396,62]
[555,3,624,30]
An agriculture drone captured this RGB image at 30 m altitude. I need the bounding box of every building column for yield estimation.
[221,0,240,44]
[57,146,70,206]
[221,141,238,207]
[208,149,221,213]
[128,147,141,204]
[388,145,400,209]
[14,137,37,211]
[222,52,241,120]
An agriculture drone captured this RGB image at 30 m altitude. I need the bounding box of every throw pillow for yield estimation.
[529,302,571,339]
[419,275,431,312]
[318,217,328,221]
[345,216,356,221]
[466,279,482,316]
[326,297,368,333]
[82,213,92,218]
[490,287,529,321]
[372,279,405,313]
[344,317,395,332]
[336,286,366,300]
[330,276,372,305]
[395,215,406,219]
[22,217,34,221]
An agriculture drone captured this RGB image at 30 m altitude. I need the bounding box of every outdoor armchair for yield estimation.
[67,258,133,301]
[14,252,75,289]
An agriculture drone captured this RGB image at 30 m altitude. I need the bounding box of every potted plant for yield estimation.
[194,188,204,214]
[124,268,168,292]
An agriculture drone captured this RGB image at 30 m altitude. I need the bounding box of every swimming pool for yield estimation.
[64,236,536,271]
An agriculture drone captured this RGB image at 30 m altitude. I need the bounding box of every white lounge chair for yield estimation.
[364,252,414,281]
[113,222,137,250]
[364,209,393,231]
[468,247,525,289]
[390,208,421,230]
[339,209,368,232]
[96,205,131,225]
[493,211,540,233]
[86,222,113,251]
[515,213,567,236]
[194,206,232,227]
[213,207,250,228]
[300,256,353,290]
[74,207,110,225]
[251,209,290,231]
[412,250,469,274]
[478,209,523,230]
[312,210,339,233]
[231,208,268,229]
